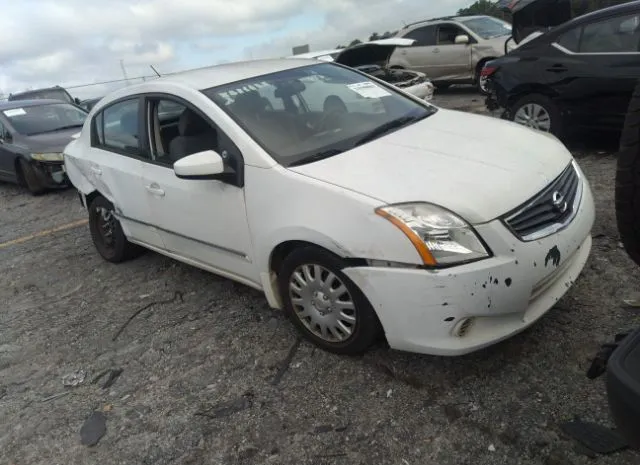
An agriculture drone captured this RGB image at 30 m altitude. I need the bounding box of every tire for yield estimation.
[475,63,491,95]
[18,158,46,195]
[278,246,382,355]
[88,196,144,263]
[616,80,640,266]
[510,93,563,138]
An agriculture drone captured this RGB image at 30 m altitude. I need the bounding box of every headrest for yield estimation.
[178,108,210,136]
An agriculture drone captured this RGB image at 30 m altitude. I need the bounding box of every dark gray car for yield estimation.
[0,99,87,195]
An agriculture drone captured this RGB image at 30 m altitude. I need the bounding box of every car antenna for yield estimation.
[150,65,161,77]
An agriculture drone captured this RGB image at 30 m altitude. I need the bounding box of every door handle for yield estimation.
[90,166,102,175]
[145,184,165,197]
[547,64,568,73]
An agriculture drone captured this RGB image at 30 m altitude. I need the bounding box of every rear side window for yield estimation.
[92,98,144,157]
[580,13,640,53]
[403,25,436,46]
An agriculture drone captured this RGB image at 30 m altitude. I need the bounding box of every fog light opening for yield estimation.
[453,318,474,338]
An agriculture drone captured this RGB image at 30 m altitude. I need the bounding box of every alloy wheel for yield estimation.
[96,206,117,248]
[513,103,552,132]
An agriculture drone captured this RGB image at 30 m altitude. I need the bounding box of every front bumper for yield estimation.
[32,160,68,188]
[403,81,435,101]
[343,168,595,356]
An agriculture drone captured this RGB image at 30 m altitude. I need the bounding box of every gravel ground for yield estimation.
[1,89,639,465]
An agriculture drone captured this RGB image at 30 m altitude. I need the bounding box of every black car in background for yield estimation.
[0,99,87,194]
[79,97,103,112]
[485,1,640,140]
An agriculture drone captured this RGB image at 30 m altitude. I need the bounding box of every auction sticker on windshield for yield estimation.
[4,108,26,117]
[347,82,391,99]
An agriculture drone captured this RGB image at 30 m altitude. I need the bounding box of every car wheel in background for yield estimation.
[475,66,491,95]
[616,80,640,266]
[88,195,144,263]
[510,94,563,138]
[278,246,382,355]
[434,83,451,91]
[18,158,46,196]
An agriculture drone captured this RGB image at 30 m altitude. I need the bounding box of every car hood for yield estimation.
[288,109,573,224]
[19,127,84,153]
[335,38,416,68]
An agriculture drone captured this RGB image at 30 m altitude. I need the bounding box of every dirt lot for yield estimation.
[1,90,640,465]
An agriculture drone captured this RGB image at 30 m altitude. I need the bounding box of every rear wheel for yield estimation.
[510,93,563,138]
[278,246,382,355]
[88,196,144,263]
[475,63,492,95]
[17,158,46,195]
[616,80,640,266]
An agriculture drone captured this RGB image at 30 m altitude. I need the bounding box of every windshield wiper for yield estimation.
[354,113,429,147]
[288,148,344,167]
[35,124,84,134]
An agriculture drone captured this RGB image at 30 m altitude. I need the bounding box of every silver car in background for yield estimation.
[390,15,513,93]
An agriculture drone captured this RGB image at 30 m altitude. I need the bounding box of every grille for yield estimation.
[504,162,582,241]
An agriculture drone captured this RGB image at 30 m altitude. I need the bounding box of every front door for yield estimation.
[431,23,474,81]
[86,96,164,248]
[140,96,256,285]
[0,119,16,180]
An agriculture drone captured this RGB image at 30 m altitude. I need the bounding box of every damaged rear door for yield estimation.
[87,96,164,248]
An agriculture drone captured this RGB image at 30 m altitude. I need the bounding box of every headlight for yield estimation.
[375,202,490,266]
[31,152,64,162]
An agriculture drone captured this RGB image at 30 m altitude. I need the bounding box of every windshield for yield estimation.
[3,103,87,135]
[461,16,513,39]
[203,63,436,166]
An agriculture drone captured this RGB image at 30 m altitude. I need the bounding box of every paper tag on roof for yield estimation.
[347,82,391,99]
[4,108,26,117]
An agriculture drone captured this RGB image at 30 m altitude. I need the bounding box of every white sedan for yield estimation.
[64,58,595,356]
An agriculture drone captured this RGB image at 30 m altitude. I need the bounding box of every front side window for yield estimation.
[204,63,436,167]
[2,103,86,136]
[93,98,142,155]
[403,25,436,46]
[460,17,512,40]
[437,24,467,45]
[580,13,640,53]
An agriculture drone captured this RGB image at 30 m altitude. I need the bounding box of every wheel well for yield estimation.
[508,85,557,108]
[390,65,404,70]
[85,190,102,209]
[14,158,25,187]
[269,240,366,274]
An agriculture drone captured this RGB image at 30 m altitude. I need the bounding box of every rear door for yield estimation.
[550,12,640,131]
[85,96,164,248]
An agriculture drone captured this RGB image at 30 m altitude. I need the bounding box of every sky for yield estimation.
[0,0,470,99]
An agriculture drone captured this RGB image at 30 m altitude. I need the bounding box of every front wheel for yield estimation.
[88,196,144,263]
[510,94,563,138]
[278,247,382,355]
[616,80,640,266]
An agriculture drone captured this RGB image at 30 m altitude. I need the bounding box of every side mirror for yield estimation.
[455,34,470,45]
[173,149,225,179]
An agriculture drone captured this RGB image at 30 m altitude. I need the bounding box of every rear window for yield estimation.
[10,89,73,104]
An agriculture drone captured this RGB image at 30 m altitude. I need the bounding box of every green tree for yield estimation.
[458,0,503,16]
[369,32,381,41]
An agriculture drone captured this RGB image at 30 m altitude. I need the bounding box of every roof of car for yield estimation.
[0,99,67,110]
[402,15,487,29]
[561,0,640,28]
[158,58,315,90]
